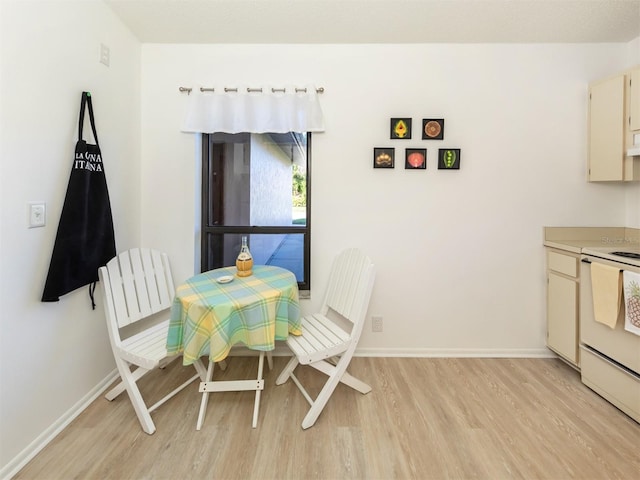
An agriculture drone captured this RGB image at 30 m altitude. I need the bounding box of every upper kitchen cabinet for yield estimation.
[588,66,640,182]
[630,67,640,132]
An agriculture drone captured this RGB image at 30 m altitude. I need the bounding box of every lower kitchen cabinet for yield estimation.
[546,249,580,367]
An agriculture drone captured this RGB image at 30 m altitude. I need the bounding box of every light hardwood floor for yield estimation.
[14,357,640,480]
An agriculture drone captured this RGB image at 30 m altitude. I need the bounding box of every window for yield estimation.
[201,132,311,292]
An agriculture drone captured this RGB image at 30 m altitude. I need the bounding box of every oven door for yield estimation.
[580,254,640,373]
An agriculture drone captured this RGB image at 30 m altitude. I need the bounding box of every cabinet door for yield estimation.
[630,67,640,132]
[547,271,578,364]
[588,74,625,181]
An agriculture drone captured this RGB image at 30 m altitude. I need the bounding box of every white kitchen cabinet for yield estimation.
[546,249,579,367]
[588,66,640,182]
[630,67,640,132]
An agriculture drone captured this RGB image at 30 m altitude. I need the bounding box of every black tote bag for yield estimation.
[42,91,116,308]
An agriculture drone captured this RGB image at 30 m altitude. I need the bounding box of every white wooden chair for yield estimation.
[98,248,207,434]
[275,248,376,429]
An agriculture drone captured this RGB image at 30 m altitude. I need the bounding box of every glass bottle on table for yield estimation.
[236,235,253,277]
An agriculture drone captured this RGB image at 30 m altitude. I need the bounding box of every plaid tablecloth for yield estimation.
[167,265,301,365]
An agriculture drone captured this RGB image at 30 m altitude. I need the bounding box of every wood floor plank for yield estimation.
[13,357,640,480]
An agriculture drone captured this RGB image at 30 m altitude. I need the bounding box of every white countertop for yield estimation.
[543,227,640,255]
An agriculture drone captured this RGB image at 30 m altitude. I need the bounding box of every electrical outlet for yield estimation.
[372,315,383,333]
[28,202,46,228]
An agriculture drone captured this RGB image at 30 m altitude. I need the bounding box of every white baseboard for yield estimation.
[355,347,555,358]
[0,370,119,480]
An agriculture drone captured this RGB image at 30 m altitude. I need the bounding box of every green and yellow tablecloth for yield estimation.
[167,265,301,365]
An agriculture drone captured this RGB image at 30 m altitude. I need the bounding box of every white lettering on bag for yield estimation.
[74,152,103,171]
[74,159,103,172]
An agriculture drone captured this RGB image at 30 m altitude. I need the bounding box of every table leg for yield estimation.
[252,351,265,428]
[266,350,273,371]
[196,356,265,429]
[196,360,215,430]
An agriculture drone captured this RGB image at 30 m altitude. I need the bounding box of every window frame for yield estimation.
[200,133,311,292]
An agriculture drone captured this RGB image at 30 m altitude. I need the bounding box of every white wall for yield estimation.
[140,43,631,357]
[628,35,640,64]
[0,0,141,472]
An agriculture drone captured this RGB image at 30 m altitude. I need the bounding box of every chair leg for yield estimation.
[301,374,341,429]
[338,370,372,394]
[275,356,299,385]
[113,357,156,435]
[301,356,355,430]
[106,356,209,401]
[105,365,149,401]
[309,359,372,394]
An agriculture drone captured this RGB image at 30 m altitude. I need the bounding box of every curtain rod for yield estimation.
[178,86,324,95]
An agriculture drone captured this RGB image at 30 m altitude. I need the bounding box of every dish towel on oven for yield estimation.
[591,262,622,328]
[623,270,640,336]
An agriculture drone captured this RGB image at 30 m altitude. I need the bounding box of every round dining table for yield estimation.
[165,264,301,429]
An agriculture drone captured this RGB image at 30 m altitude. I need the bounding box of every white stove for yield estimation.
[581,245,640,268]
[579,243,640,423]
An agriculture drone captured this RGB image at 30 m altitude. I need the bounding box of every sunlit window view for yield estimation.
[201,132,311,290]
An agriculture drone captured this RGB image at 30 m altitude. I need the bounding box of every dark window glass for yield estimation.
[201,133,310,291]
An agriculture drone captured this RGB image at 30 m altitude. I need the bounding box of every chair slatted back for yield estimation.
[322,248,376,332]
[100,248,175,330]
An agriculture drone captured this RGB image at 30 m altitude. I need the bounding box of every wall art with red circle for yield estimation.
[405,148,427,169]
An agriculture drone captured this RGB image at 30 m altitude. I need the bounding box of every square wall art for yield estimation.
[438,149,461,170]
[390,118,412,139]
[422,118,444,140]
[405,148,427,169]
[373,148,395,168]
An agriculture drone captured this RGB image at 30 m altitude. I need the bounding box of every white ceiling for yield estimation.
[104,0,640,44]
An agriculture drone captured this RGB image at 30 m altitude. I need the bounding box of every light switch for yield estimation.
[29,202,46,228]
[100,43,110,66]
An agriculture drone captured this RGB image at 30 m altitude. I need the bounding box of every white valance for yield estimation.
[181,85,325,134]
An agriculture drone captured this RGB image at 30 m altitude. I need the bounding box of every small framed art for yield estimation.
[422,118,444,140]
[405,148,426,169]
[373,148,395,168]
[438,149,461,169]
[390,118,412,139]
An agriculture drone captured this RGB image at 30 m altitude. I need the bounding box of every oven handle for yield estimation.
[582,256,627,272]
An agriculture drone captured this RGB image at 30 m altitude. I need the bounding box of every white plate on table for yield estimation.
[216,275,234,284]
